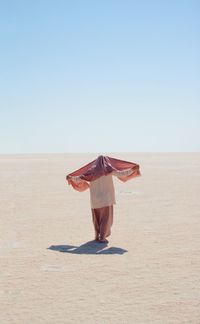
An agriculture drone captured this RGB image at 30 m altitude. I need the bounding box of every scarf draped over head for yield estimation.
[66,155,141,192]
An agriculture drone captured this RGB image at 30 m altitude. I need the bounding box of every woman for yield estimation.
[67,155,140,242]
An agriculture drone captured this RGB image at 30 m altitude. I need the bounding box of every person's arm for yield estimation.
[112,168,134,177]
[68,175,82,183]
[67,175,90,191]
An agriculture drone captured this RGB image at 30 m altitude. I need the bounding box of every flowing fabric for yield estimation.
[66,155,141,192]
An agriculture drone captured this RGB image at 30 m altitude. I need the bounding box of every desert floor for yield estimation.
[0,153,200,324]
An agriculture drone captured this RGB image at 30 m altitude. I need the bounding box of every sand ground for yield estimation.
[0,153,200,324]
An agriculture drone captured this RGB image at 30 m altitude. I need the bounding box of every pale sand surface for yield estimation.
[0,153,200,324]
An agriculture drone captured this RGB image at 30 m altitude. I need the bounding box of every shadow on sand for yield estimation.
[48,240,128,255]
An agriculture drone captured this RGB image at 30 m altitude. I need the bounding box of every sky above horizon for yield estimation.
[0,0,199,153]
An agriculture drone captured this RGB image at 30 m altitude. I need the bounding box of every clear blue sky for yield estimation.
[0,0,199,153]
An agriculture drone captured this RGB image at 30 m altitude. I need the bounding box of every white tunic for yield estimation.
[89,174,116,209]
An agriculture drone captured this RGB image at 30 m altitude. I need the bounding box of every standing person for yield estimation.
[89,173,115,242]
[67,155,140,243]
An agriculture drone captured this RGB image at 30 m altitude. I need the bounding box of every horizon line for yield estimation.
[0,151,199,155]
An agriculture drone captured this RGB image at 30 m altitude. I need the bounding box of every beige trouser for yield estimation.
[91,206,113,240]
